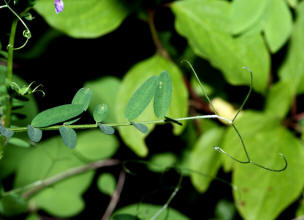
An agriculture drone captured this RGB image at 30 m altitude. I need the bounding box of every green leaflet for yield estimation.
[0,125,14,139]
[124,75,159,121]
[190,127,224,193]
[59,126,77,149]
[27,125,42,143]
[115,55,188,157]
[93,104,108,123]
[279,2,304,94]
[98,123,115,135]
[34,0,131,38]
[172,0,270,93]
[154,71,172,118]
[71,88,92,111]
[232,127,304,220]
[97,173,116,196]
[31,104,84,128]
[130,122,149,134]
[85,76,121,123]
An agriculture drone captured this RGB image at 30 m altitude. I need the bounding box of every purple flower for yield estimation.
[55,0,64,14]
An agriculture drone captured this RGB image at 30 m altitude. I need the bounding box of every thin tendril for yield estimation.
[3,0,31,50]
[123,160,243,211]
[232,66,253,122]
[150,173,182,220]
[181,60,218,114]
[182,61,287,172]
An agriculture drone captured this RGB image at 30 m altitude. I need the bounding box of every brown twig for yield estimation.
[147,9,171,62]
[6,159,122,199]
[101,170,126,220]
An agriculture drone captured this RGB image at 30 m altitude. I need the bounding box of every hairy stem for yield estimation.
[3,159,121,199]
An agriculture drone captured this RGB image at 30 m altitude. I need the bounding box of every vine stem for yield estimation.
[148,9,171,61]
[9,114,232,132]
[4,18,18,127]
[101,170,126,220]
[3,159,121,199]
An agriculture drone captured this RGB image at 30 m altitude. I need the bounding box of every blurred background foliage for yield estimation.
[1,0,304,219]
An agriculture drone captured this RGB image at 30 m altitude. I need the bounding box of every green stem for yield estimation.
[10,114,232,132]
[4,18,18,127]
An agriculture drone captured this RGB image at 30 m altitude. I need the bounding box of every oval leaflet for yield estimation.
[31,104,84,128]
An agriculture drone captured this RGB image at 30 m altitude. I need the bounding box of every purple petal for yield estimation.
[55,0,64,14]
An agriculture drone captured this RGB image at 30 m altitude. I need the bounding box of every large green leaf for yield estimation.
[233,127,304,220]
[190,127,224,193]
[0,145,30,180]
[279,2,304,94]
[74,130,118,161]
[221,111,280,172]
[85,76,121,123]
[34,0,131,38]
[14,134,101,217]
[172,0,270,93]
[112,203,190,220]
[264,81,293,119]
[115,55,188,157]
[264,0,293,53]
[230,0,292,53]
[229,0,270,34]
